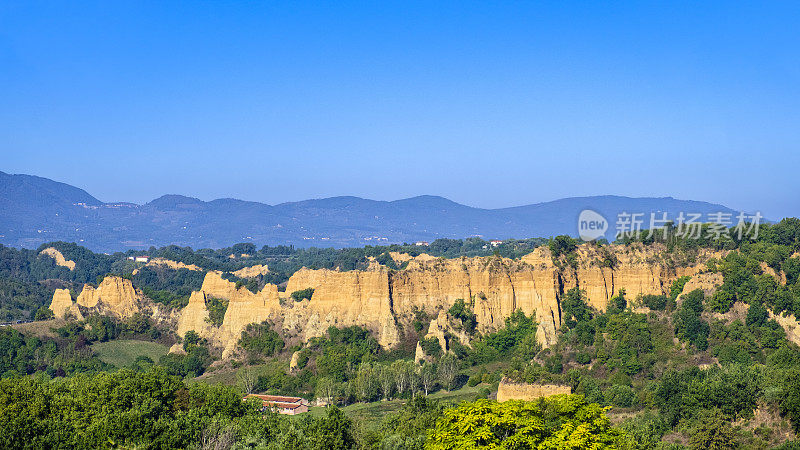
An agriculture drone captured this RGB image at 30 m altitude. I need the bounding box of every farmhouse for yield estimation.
[244,394,309,415]
[127,255,150,263]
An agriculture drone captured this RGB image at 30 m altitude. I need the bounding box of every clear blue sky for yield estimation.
[2,2,799,219]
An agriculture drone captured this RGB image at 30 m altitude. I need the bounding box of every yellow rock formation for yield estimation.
[680,272,724,297]
[171,243,719,356]
[770,311,800,347]
[176,291,213,338]
[48,288,83,319]
[143,258,203,272]
[175,272,282,358]
[284,267,399,347]
[40,247,76,270]
[76,276,141,318]
[42,242,800,362]
[388,252,436,264]
[41,242,728,362]
[414,310,471,363]
[49,276,141,320]
[49,288,73,317]
[231,265,270,278]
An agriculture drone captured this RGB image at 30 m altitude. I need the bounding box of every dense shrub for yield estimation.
[674,289,709,350]
[205,296,228,326]
[238,321,285,358]
[447,298,477,334]
[291,288,315,302]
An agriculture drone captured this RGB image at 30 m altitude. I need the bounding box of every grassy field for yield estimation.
[10,318,67,339]
[92,340,170,368]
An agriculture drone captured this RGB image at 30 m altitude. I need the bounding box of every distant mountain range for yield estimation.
[1,170,749,252]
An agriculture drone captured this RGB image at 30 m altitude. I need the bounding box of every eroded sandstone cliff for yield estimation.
[169,243,720,356]
[49,244,742,359]
[49,276,141,320]
[175,272,282,358]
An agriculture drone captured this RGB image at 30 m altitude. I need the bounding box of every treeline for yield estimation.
[0,365,631,449]
[129,237,547,284]
[130,266,206,309]
[616,217,800,251]
[0,368,359,450]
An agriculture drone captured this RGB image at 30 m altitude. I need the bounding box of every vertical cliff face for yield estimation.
[46,244,723,359]
[389,254,563,347]
[166,244,719,355]
[49,276,142,320]
[76,276,141,317]
[175,272,283,358]
[285,267,399,347]
[176,291,213,338]
[556,245,721,311]
[274,244,716,351]
[49,288,81,319]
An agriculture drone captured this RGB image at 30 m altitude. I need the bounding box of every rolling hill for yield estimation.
[0,170,746,251]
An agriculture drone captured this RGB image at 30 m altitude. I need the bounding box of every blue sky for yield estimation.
[1,2,799,219]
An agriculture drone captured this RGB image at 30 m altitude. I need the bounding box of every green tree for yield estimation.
[437,354,459,391]
[204,295,228,326]
[447,298,477,334]
[689,409,736,450]
[427,396,626,449]
[238,321,284,358]
[33,306,54,321]
[290,288,315,302]
[674,289,709,350]
[562,287,593,329]
[314,406,356,450]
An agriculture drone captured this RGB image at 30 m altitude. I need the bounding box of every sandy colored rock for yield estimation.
[770,311,800,347]
[48,288,83,320]
[168,343,187,355]
[414,342,426,364]
[76,276,140,318]
[176,291,213,339]
[760,262,787,285]
[40,247,76,270]
[388,252,436,264]
[232,264,270,278]
[176,272,282,358]
[679,271,724,298]
[49,288,74,318]
[285,267,399,347]
[143,258,203,272]
[174,243,722,358]
[289,351,301,371]
[496,378,571,402]
[281,244,717,350]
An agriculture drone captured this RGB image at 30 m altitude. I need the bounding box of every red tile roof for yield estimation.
[245,394,303,404]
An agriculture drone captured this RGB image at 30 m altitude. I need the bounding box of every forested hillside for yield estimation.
[1,219,800,448]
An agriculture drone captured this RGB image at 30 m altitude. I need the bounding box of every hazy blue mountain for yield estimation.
[0,171,747,251]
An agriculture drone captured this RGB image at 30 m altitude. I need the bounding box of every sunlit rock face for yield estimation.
[51,245,729,358]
